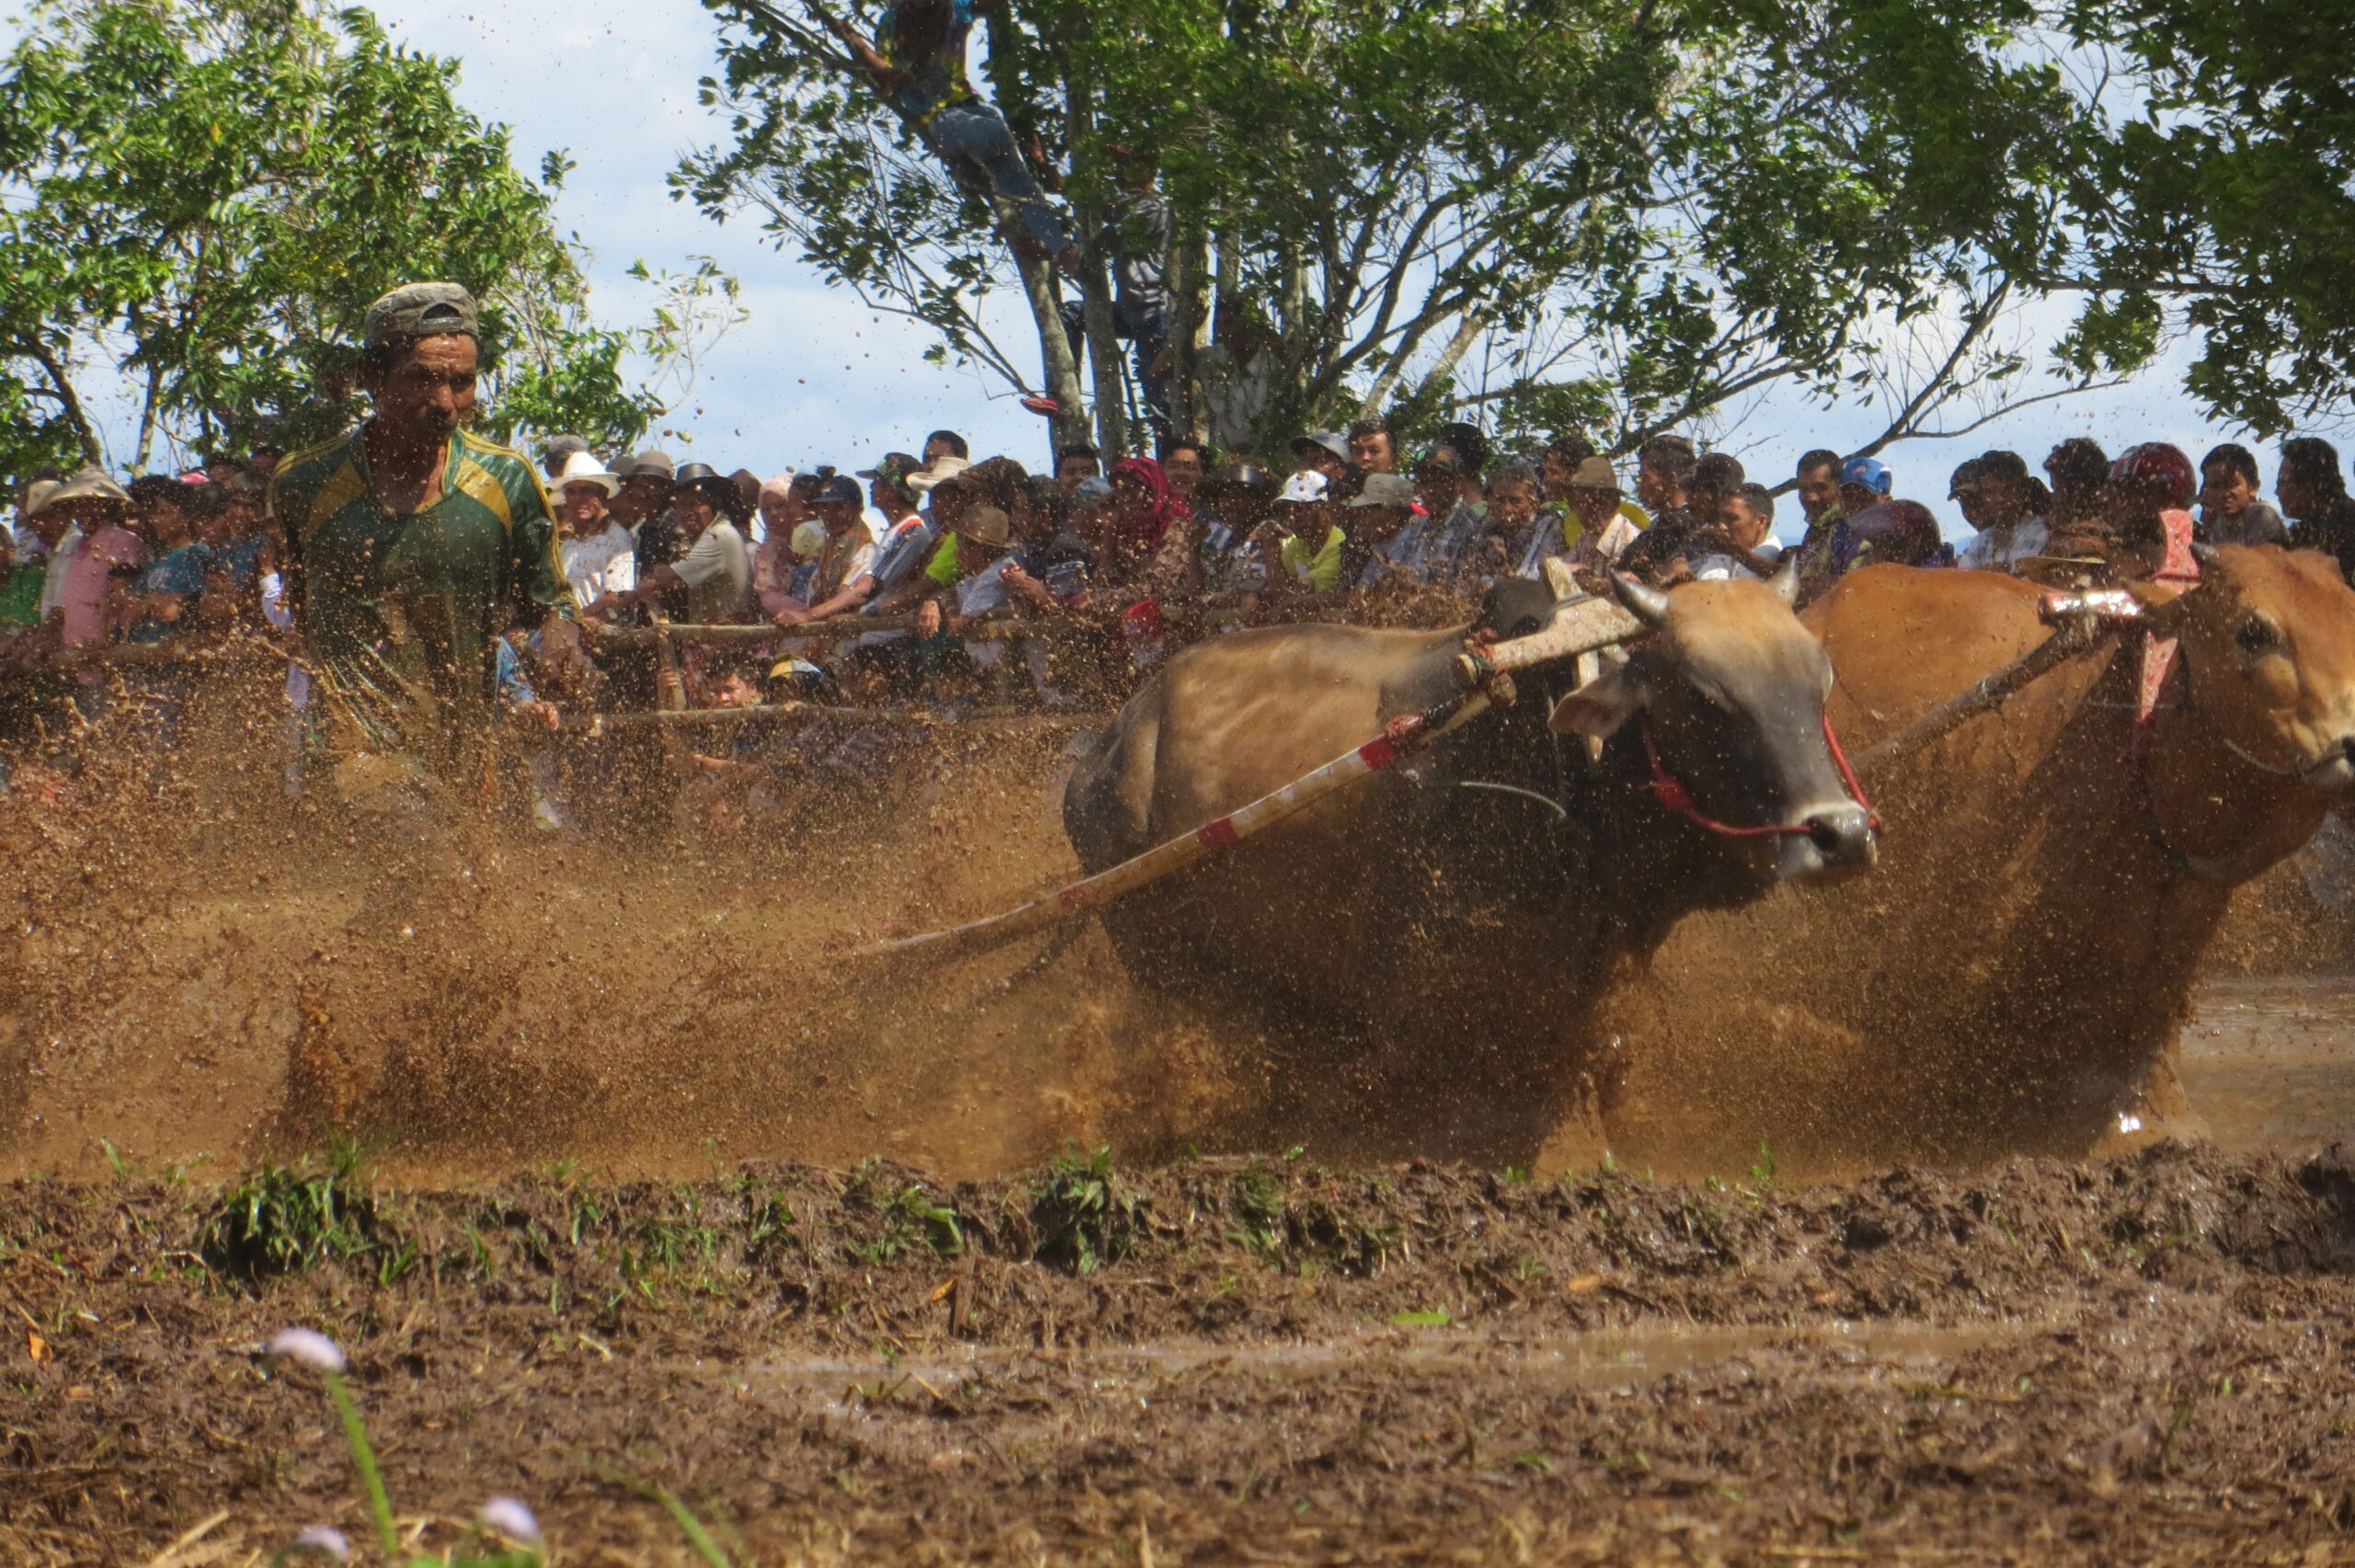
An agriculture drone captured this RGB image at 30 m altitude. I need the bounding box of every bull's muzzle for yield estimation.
[2309,738,2355,797]
[1777,802,1877,887]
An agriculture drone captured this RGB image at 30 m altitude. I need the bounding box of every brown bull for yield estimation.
[1062,568,1875,1162]
[1605,544,2355,1171]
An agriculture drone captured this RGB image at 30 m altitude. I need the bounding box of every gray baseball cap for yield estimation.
[362,281,478,348]
[1290,430,1352,466]
[1348,473,1418,508]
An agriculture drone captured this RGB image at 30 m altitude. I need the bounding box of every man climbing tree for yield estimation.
[810,0,1075,265]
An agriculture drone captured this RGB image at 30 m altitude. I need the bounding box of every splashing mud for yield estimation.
[0,670,1163,1181]
[0,667,2347,1185]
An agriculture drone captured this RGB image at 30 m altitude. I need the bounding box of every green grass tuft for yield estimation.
[196,1140,391,1285]
[1029,1145,1144,1275]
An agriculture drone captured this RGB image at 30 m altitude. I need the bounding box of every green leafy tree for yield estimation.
[2031,0,2355,436]
[0,0,730,478]
[684,0,2106,460]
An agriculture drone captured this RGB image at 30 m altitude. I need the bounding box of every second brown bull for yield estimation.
[1607,544,2355,1173]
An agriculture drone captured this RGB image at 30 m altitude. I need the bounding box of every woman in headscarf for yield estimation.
[1106,456,1187,555]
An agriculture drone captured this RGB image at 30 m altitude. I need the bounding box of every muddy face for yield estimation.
[2168,544,2355,798]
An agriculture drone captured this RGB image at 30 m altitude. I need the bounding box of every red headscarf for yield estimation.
[2109,442,2197,511]
[1108,456,1189,552]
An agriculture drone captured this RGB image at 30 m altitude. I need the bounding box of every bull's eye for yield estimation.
[2235,616,2281,658]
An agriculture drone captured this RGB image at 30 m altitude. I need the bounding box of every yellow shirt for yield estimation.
[924,532,961,587]
[1280,525,1347,590]
[1558,499,1652,553]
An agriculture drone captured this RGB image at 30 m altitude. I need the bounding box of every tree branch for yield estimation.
[1842,280,2012,464]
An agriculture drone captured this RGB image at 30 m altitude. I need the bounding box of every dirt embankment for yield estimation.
[6,1142,2355,1565]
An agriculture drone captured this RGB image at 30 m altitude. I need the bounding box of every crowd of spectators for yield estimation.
[8,416,2353,830]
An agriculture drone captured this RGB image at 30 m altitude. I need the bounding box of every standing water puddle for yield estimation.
[2182,976,2355,1151]
[722,1317,2042,1406]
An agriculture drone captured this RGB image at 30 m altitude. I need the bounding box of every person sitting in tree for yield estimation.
[814,0,1076,265]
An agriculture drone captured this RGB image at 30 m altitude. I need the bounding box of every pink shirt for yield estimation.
[56,524,145,647]
[754,534,805,620]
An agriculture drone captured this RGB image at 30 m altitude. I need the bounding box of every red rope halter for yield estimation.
[1640,713,1880,839]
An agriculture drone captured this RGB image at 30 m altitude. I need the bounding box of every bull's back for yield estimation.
[1060,621,1464,1017]
[1807,565,2050,748]
[1146,624,1442,832]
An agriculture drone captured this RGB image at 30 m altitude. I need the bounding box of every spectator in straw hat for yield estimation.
[40,467,144,653]
[1544,455,1641,587]
[938,499,1018,624]
[1345,472,1419,589]
[0,476,59,632]
[610,449,686,619]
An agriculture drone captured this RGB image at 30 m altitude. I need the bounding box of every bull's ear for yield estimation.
[1549,660,1645,738]
[1770,550,1802,604]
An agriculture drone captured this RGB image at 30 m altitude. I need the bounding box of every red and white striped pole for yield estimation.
[853,594,1646,960]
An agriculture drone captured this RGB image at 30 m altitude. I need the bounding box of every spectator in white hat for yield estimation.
[552,451,635,612]
[1268,470,1347,594]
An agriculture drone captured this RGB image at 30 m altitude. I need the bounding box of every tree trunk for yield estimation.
[1413,310,1493,407]
[1066,78,1129,460]
[24,336,101,466]
[1167,227,1212,445]
[132,357,166,475]
[1001,206,1090,459]
[1077,233,1129,460]
[1279,239,1310,425]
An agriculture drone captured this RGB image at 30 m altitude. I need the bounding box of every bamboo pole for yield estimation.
[569,702,1102,737]
[854,686,1498,961]
[3,638,282,673]
[854,592,1650,960]
[583,604,1361,647]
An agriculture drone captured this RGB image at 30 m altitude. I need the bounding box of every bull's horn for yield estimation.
[1608,570,1671,627]
[1771,549,1803,604]
[2188,541,2221,567]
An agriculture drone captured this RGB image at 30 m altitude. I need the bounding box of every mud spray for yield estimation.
[0,666,1348,1184]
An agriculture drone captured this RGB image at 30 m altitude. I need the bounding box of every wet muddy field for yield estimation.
[9,1143,2355,1565]
[0,700,2351,1563]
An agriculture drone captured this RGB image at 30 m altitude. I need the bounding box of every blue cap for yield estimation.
[1840,455,1892,495]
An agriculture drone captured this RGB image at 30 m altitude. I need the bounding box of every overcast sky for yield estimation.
[8,1,2298,540]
